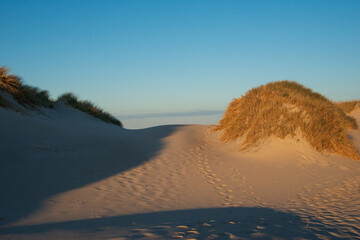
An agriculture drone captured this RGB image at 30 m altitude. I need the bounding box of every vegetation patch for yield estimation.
[216,81,360,160]
[58,92,122,127]
[336,100,360,114]
[0,66,21,95]
[19,85,53,108]
[0,66,53,108]
[1,66,122,127]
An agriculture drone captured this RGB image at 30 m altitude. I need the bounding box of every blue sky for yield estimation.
[1,0,359,128]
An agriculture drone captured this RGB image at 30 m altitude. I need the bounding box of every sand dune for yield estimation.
[1,102,360,239]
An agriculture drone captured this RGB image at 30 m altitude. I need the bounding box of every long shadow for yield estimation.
[0,206,344,239]
[0,113,183,228]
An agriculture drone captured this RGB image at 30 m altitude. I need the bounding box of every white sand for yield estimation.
[1,100,360,239]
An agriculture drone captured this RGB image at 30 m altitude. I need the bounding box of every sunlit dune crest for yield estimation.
[216,80,360,160]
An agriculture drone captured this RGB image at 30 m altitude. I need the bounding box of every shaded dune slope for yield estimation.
[0,104,181,227]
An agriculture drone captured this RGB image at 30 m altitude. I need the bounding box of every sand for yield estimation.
[1,101,360,239]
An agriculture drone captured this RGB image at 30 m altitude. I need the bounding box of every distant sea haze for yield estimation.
[118,110,224,129]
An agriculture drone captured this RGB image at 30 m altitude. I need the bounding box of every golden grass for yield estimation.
[216,81,360,160]
[0,67,21,95]
[336,100,360,114]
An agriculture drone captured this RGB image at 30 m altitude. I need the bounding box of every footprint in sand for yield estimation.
[193,145,237,207]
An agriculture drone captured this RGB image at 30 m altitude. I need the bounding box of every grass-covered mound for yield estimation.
[216,81,360,160]
[58,93,123,127]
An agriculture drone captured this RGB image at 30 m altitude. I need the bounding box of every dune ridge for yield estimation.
[0,66,122,127]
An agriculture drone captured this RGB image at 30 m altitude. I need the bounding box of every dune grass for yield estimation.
[216,80,360,160]
[0,66,53,108]
[58,92,123,127]
[19,85,53,108]
[336,100,360,114]
[1,66,123,127]
[0,66,21,95]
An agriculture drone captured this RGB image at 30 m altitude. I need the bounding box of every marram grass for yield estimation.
[1,66,122,127]
[0,66,21,95]
[0,66,53,108]
[58,93,122,127]
[336,100,360,114]
[216,81,360,160]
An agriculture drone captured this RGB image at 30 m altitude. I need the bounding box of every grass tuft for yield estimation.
[19,85,54,108]
[0,67,21,95]
[336,100,360,114]
[58,92,123,127]
[0,66,53,108]
[216,80,360,160]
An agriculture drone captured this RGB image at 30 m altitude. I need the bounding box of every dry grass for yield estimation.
[1,66,123,127]
[58,93,123,127]
[216,81,360,160]
[19,85,53,108]
[336,100,360,114]
[0,67,21,95]
[0,66,53,108]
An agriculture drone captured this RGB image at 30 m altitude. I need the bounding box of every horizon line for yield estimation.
[118,110,224,119]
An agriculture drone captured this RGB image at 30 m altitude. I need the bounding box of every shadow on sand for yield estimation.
[0,123,183,228]
[0,206,338,239]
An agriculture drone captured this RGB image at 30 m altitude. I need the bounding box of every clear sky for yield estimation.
[1,0,359,128]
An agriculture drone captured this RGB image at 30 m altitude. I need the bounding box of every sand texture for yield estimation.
[1,103,360,239]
